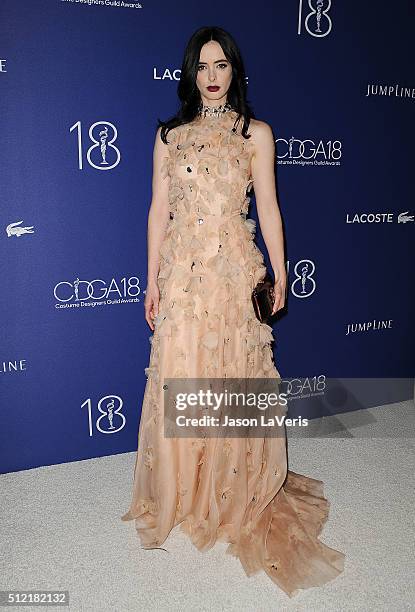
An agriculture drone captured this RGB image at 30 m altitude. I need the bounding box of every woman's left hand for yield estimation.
[271,271,287,315]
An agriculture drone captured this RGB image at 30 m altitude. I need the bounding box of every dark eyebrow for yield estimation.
[198,59,228,65]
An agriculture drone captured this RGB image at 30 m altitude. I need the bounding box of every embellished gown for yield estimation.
[121,108,345,597]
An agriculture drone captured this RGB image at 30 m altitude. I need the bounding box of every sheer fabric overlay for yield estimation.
[121,110,345,597]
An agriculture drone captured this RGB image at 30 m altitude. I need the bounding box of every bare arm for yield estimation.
[147,126,170,288]
[250,121,287,313]
[144,127,171,330]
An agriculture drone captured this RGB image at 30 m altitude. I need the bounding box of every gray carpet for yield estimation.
[1,400,414,611]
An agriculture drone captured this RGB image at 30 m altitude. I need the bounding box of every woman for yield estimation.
[121,26,345,598]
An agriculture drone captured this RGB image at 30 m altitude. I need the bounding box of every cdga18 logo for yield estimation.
[54,276,141,303]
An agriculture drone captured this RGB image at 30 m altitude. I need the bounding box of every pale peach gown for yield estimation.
[121,107,345,597]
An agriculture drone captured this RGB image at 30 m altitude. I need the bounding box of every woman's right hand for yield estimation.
[144,282,160,331]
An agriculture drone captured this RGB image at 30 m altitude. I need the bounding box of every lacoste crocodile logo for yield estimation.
[397,211,414,224]
[6,220,35,237]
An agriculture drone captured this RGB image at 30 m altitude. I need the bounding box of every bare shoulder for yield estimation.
[154,125,179,151]
[155,125,168,145]
[248,118,275,152]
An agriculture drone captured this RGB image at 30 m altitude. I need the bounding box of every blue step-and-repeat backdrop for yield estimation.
[1,1,414,473]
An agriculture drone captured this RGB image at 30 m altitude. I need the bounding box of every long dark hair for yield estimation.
[158,26,255,144]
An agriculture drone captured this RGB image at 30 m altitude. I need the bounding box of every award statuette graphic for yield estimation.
[99,125,109,165]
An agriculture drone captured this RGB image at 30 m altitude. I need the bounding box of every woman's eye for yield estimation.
[197,64,228,70]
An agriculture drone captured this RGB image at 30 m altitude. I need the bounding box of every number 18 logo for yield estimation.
[70,120,121,170]
[298,0,333,37]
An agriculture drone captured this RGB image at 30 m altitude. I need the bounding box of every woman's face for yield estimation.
[196,40,232,106]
